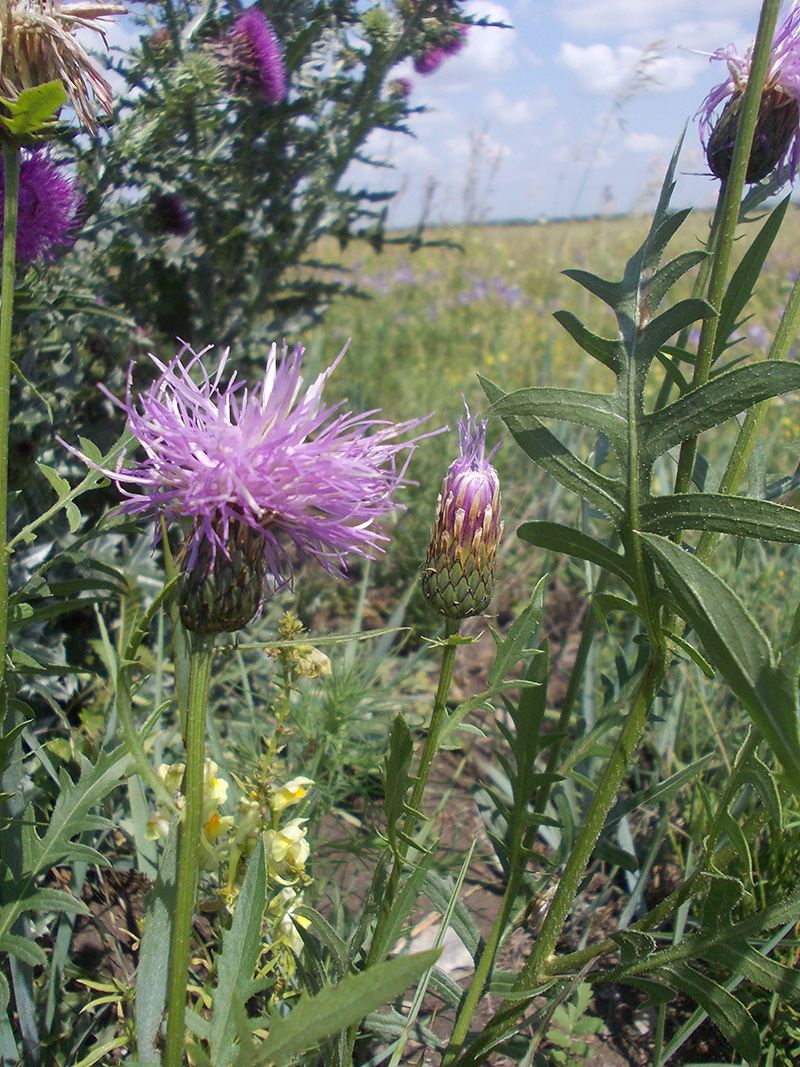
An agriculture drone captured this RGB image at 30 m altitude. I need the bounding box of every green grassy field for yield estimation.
[297,210,800,761]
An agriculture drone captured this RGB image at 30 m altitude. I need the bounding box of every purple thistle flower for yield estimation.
[414,25,468,76]
[698,1,800,184]
[229,8,287,104]
[0,152,82,264]
[422,407,503,619]
[80,342,438,627]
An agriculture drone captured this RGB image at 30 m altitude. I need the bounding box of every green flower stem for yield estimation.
[443,803,526,1066]
[532,569,608,816]
[366,620,459,966]
[164,634,215,1067]
[455,646,667,1067]
[674,0,781,497]
[0,143,19,717]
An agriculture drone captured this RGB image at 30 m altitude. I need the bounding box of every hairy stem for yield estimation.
[163,634,215,1067]
[674,0,782,496]
[0,143,18,717]
[454,646,667,1067]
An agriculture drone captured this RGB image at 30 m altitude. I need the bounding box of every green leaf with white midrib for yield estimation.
[641,361,800,463]
[640,493,800,542]
[490,386,627,446]
[517,521,635,589]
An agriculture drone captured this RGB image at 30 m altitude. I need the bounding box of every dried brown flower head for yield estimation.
[0,0,125,134]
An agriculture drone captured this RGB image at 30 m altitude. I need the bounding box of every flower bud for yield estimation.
[706,84,800,183]
[178,518,267,634]
[422,410,503,619]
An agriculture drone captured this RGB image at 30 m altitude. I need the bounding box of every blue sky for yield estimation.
[358,0,769,224]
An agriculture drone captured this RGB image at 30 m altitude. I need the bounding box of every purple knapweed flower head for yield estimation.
[227,8,287,104]
[413,24,468,76]
[422,406,503,619]
[0,151,82,263]
[81,342,438,633]
[698,1,800,184]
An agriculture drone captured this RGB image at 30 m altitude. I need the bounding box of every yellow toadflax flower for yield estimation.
[0,0,126,133]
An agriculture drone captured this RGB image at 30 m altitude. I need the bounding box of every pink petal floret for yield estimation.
[86,342,440,591]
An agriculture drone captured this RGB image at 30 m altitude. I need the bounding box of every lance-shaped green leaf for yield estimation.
[716,194,791,358]
[660,963,760,1066]
[482,378,625,521]
[517,521,635,589]
[640,533,800,791]
[490,386,627,448]
[552,310,622,373]
[646,249,708,311]
[637,298,714,361]
[562,267,623,308]
[209,838,269,1064]
[642,362,800,463]
[641,494,800,543]
[238,949,441,1067]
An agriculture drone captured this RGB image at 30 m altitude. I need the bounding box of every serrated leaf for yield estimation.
[423,873,481,957]
[552,310,621,372]
[517,521,635,589]
[641,533,800,792]
[0,80,67,135]
[239,950,440,1067]
[661,962,760,1065]
[490,386,626,446]
[19,748,130,877]
[641,493,800,543]
[0,933,47,968]
[642,362,800,463]
[716,195,791,357]
[609,930,657,964]
[16,887,89,918]
[704,941,800,997]
[622,976,676,1005]
[592,593,642,627]
[562,267,623,308]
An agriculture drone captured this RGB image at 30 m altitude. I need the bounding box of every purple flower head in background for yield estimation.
[91,341,439,602]
[414,24,468,76]
[151,192,191,236]
[698,1,800,184]
[0,152,82,263]
[228,8,287,103]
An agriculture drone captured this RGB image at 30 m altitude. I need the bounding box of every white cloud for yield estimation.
[558,41,700,96]
[625,131,671,153]
[484,89,532,125]
[555,0,760,38]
